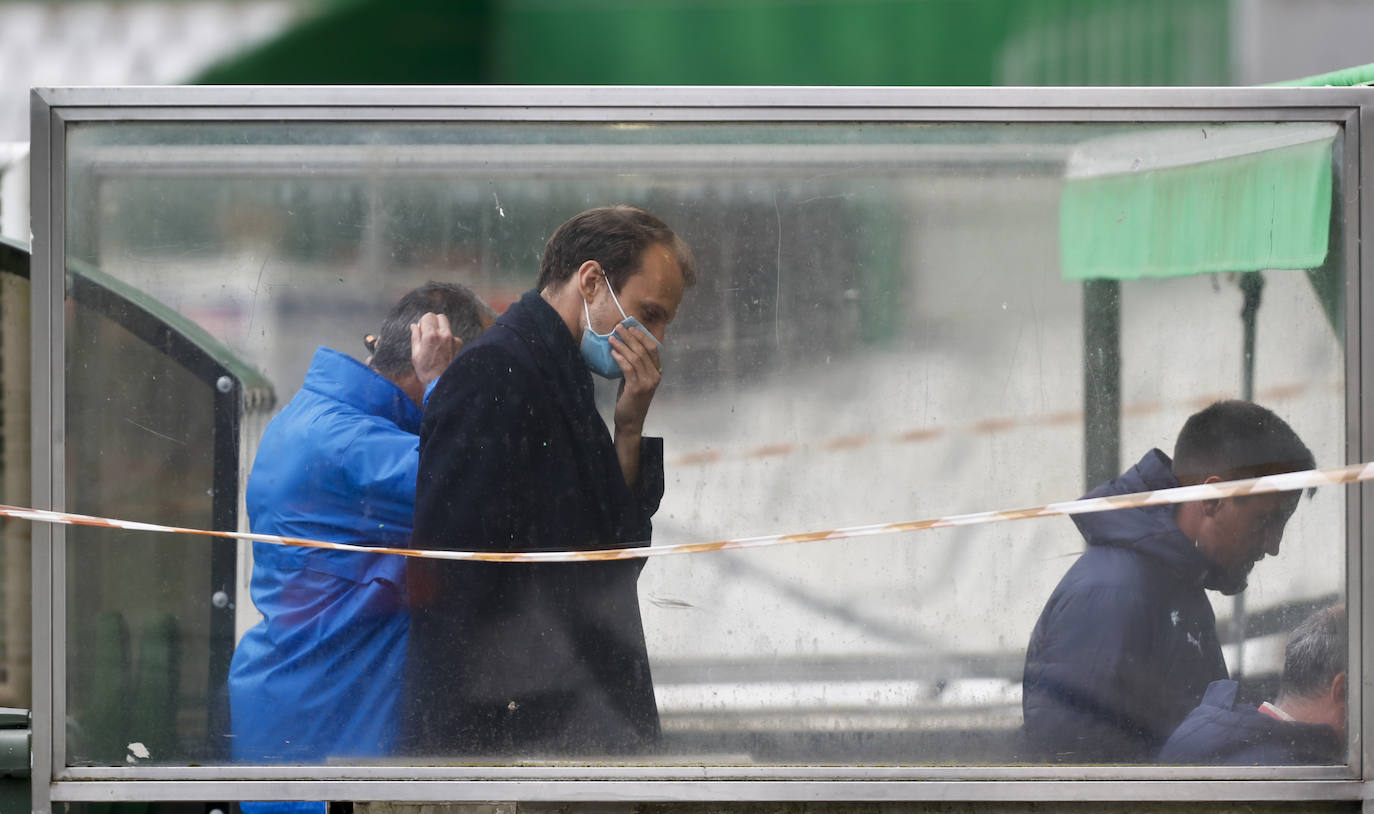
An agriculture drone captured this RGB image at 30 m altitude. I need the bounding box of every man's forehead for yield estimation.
[626,248,686,306]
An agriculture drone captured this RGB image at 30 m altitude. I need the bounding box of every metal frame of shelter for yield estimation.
[26,85,1374,810]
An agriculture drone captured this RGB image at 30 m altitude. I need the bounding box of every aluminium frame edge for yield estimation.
[38,106,1370,127]
[27,89,54,814]
[44,779,1369,804]
[1339,104,1365,781]
[46,102,68,797]
[27,84,1374,111]
[1361,96,1374,797]
[51,764,1359,781]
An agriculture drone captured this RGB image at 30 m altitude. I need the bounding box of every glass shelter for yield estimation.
[23,86,1374,808]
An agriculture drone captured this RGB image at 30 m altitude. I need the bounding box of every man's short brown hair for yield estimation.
[536,205,696,294]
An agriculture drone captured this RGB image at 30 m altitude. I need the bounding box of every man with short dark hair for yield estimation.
[403,205,695,756]
[229,282,496,771]
[1159,604,1346,765]
[1022,400,1314,763]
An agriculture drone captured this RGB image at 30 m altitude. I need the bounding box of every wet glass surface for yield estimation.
[0,250,31,713]
[59,119,1347,768]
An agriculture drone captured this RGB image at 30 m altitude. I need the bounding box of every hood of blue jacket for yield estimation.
[245,347,422,581]
[1072,448,1219,590]
[303,347,422,434]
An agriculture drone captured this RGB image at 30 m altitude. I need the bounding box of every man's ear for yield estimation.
[574,260,604,301]
[1331,670,1348,706]
[1201,475,1224,517]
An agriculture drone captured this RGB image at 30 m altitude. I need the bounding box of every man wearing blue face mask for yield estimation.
[403,205,696,757]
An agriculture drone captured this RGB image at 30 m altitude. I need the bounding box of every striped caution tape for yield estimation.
[670,379,1339,467]
[1,461,1371,563]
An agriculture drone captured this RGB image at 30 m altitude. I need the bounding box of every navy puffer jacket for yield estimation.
[1022,449,1229,763]
[1158,680,1343,765]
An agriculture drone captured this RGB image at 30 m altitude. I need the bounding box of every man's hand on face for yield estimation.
[609,323,662,435]
[411,312,462,387]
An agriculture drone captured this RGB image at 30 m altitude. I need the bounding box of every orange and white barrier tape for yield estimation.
[670,379,1338,467]
[1,461,1371,563]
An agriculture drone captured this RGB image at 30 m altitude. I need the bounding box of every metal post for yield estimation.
[1083,279,1121,493]
[1233,270,1266,676]
[207,382,241,764]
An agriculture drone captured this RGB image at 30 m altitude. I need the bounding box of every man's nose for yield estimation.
[1264,534,1283,557]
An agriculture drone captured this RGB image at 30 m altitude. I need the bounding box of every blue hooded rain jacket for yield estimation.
[228,347,422,766]
[1022,449,1230,763]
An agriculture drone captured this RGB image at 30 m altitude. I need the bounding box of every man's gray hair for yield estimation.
[371,282,496,378]
[1279,604,1347,701]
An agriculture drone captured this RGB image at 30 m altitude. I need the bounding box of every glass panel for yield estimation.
[61,118,1348,769]
[64,297,217,764]
[0,244,31,712]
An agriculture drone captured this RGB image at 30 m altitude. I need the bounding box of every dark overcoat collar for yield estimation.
[497,289,632,539]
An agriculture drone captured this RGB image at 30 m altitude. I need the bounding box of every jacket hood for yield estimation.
[1073,448,1217,588]
[302,347,422,435]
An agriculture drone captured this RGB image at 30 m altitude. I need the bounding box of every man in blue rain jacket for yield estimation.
[1022,400,1314,763]
[228,282,494,774]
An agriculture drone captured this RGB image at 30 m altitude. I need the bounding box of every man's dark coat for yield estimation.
[402,290,664,756]
[1022,449,1229,763]
[1157,680,1344,765]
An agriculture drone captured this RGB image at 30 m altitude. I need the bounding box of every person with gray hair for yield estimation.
[1158,604,1347,765]
[366,281,499,401]
[229,281,495,811]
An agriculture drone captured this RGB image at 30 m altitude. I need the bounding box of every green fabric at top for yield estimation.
[1060,137,1333,281]
[490,0,1009,86]
[195,0,1231,87]
[489,0,1226,86]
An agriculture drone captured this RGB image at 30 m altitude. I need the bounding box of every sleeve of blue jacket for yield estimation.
[246,395,420,580]
[337,418,422,540]
[1022,582,1163,763]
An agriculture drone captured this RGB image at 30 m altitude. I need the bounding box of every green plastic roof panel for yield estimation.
[1269,60,1374,87]
[1057,63,1371,285]
[1060,123,1337,281]
[1,236,275,410]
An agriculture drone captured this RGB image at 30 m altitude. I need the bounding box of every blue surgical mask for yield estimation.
[580,277,662,379]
